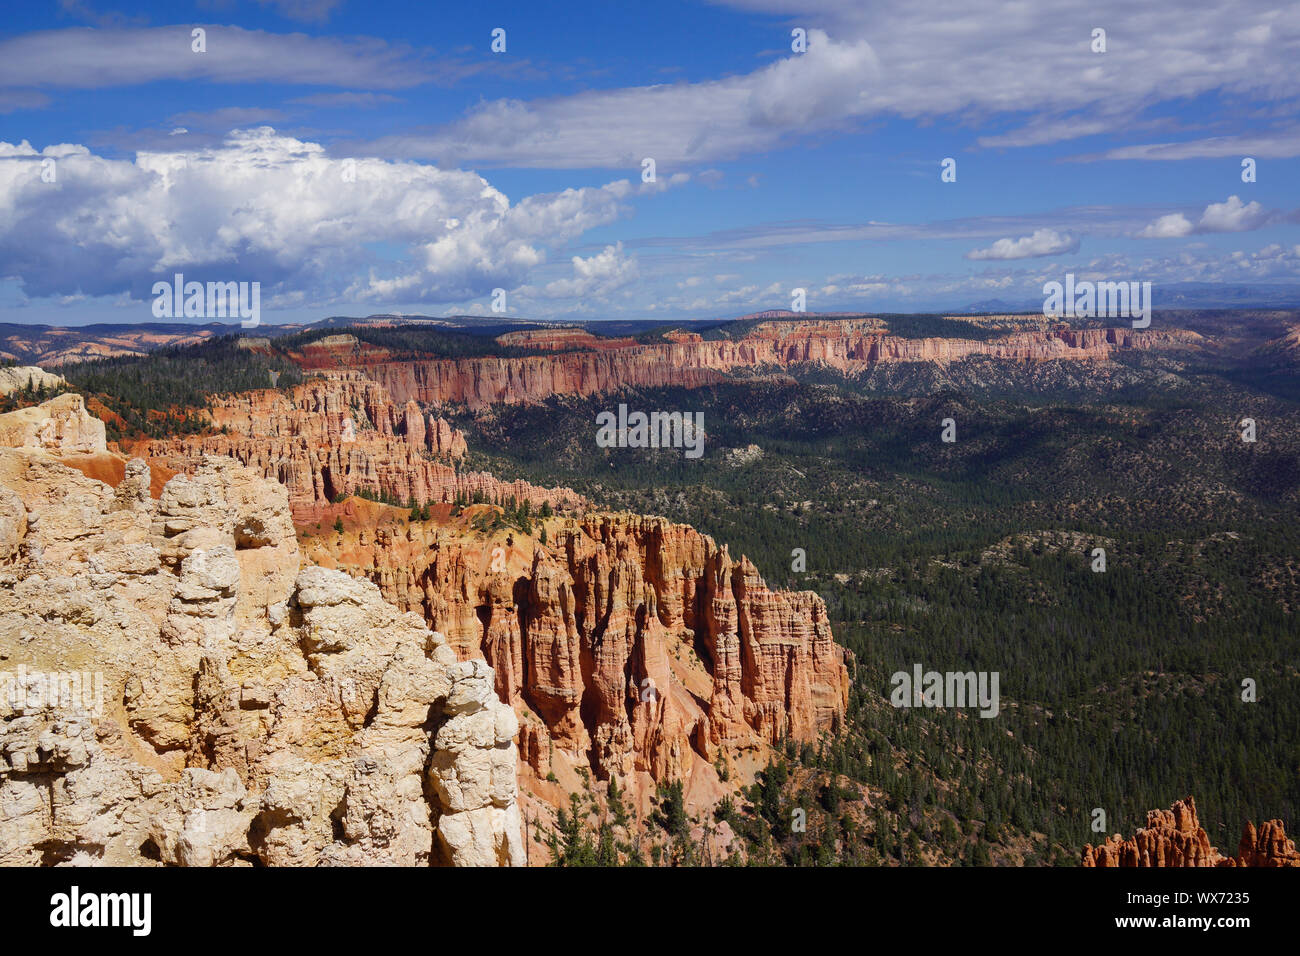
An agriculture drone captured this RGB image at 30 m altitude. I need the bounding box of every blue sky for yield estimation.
[2,0,1299,325]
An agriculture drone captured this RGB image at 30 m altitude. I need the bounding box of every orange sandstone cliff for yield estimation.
[142,371,583,521]
[311,324,1201,410]
[303,509,851,787]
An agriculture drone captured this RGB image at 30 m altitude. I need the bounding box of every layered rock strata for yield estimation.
[342,324,1200,410]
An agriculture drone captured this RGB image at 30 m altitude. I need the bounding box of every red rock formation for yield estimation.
[1082,796,1300,867]
[142,371,583,521]
[1229,819,1300,867]
[303,510,851,785]
[1083,797,1218,867]
[362,348,729,410]
[334,322,1200,409]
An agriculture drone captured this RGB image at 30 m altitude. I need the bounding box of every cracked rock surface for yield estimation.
[0,445,523,867]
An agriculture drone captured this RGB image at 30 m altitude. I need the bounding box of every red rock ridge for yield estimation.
[142,371,583,522]
[495,328,638,351]
[1082,796,1300,867]
[303,510,851,785]
[353,323,1200,409]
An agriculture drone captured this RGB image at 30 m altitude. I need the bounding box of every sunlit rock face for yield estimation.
[0,446,523,867]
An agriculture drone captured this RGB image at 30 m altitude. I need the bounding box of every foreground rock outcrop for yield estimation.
[143,371,583,521]
[305,509,851,787]
[0,447,523,866]
[1082,796,1300,867]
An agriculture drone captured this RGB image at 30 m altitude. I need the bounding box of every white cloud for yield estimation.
[360,30,882,167]
[1083,128,1300,161]
[966,229,1080,260]
[357,1,1300,166]
[0,26,436,91]
[1137,213,1194,239]
[1137,195,1274,238]
[1198,195,1270,232]
[0,129,672,308]
[539,242,638,298]
[977,117,1116,149]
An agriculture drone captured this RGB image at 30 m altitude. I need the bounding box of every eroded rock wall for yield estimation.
[305,510,851,785]
[356,325,1200,409]
[143,371,582,522]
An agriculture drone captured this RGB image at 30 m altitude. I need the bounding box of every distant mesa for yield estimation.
[353,317,1199,410]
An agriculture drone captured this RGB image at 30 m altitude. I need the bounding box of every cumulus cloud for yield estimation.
[539,242,639,298]
[1137,213,1194,239]
[0,128,674,308]
[1137,195,1274,238]
[1198,195,1271,232]
[965,229,1080,261]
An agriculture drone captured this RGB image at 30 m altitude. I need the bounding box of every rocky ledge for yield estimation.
[0,444,523,866]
